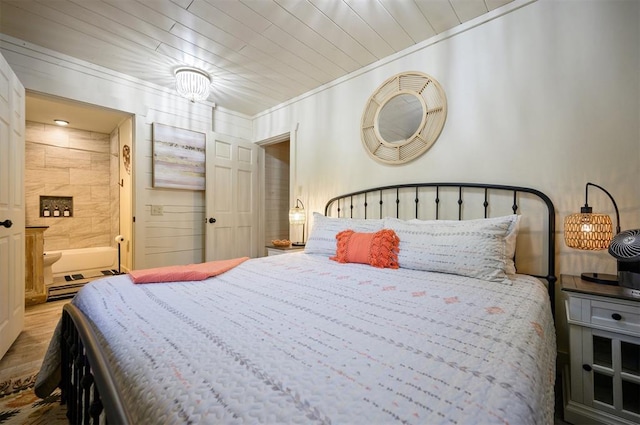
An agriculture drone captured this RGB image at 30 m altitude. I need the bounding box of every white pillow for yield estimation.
[304,212,384,256]
[385,215,520,283]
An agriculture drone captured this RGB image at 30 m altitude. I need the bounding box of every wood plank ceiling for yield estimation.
[0,0,513,116]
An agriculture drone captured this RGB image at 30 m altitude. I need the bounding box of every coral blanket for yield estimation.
[129,257,249,284]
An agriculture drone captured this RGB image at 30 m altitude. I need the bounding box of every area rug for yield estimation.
[0,374,66,424]
[0,374,36,399]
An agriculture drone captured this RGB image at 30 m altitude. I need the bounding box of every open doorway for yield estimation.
[24,92,132,301]
[263,139,290,249]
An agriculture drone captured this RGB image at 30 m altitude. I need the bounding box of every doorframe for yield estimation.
[23,90,135,268]
[256,125,298,256]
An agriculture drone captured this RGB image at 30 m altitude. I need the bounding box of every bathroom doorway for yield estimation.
[24,92,132,300]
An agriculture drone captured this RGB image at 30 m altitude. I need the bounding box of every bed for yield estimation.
[37,182,557,424]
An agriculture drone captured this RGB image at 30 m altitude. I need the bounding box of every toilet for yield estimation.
[43,251,62,287]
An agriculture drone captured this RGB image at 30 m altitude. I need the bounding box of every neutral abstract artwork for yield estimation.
[152,123,206,190]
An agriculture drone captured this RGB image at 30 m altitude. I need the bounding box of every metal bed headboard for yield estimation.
[324,182,557,317]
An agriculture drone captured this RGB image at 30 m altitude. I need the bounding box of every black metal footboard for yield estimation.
[60,303,131,424]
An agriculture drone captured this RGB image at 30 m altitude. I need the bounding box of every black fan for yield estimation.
[608,229,640,290]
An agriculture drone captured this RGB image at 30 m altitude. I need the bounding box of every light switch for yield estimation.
[151,205,163,216]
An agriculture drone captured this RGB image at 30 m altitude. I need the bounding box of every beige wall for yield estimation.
[25,121,119,251]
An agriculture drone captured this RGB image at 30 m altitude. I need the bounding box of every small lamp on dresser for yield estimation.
[289,199,306,247]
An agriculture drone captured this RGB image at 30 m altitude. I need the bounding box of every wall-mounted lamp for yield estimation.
[564,182,620,284]
[175,67,211,103]
[54,119,69,126]
[289,199,306,247]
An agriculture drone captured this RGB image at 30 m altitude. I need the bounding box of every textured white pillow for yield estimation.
[304,212,384,256]
[385,215,520,283]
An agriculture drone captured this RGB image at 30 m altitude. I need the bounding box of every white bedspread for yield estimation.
[71,253,556,424]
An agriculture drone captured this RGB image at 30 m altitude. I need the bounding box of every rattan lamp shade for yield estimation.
[564,212,613,250]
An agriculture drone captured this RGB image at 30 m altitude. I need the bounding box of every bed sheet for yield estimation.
[70,253,556,424]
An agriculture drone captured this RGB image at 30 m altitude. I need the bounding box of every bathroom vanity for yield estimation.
[25,226,48,305]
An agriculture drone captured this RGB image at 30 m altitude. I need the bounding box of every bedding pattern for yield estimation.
[70,253,555,424]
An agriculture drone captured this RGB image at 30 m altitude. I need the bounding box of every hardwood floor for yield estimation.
[0,299,69,383]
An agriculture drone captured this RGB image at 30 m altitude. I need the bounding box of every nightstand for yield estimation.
[266,245,305,256]
[562,274,640,425]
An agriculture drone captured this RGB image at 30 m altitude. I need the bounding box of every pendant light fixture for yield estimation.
[174,67,211,103]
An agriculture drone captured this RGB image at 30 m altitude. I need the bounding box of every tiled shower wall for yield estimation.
[25,121,119,251]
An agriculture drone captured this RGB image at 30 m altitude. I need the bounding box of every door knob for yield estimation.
[1,219,12,228]
[208,218,216,224]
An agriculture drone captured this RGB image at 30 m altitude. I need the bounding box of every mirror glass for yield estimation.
[377,94,423,144]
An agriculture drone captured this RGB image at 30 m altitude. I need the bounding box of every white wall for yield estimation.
[254,0,640,280]
[1,35,253,269]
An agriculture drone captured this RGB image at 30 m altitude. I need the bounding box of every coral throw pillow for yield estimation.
[330,229,399,269]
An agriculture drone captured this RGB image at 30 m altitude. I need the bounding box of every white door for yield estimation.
[205,134,259,261]
[0,53,25,360]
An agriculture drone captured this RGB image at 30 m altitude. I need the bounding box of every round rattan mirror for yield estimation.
[361,72,447,164]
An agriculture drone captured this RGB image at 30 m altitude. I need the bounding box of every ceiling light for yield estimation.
[54,119,69,126]
[174,67,211,102]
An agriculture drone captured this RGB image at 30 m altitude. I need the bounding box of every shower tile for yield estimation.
[91,154,110,173]
[25,182,43,200]
[69,169,109,186]
[70,234,110,249]
[45,146,91,169]
[92,217,110,234]
[26,168,70,186]
[69,131,109,153]
[64,185,91,202]
[70,218,94,235]
[90,186,109,201]
[73,202,109,218]
[25,121,116,253]
[26,122,69,148]
[25,143,45,167]
[43,219,73,236]
[44,236,70,252]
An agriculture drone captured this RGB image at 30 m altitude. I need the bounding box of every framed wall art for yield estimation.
[152,123,206,190]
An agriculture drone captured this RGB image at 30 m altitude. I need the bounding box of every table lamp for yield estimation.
[564,182,620,285]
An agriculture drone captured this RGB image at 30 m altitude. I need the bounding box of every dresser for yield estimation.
[562,274,640,425]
